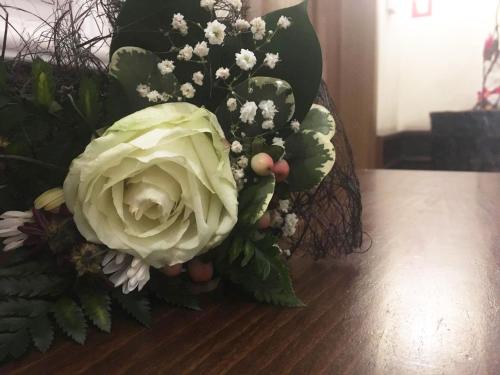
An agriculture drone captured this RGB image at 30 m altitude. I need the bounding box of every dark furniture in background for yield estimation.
[3,170,499,374]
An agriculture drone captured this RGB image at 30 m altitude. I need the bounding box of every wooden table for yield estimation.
[3,170,500,374]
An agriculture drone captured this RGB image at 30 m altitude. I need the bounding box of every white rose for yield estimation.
[64,103,238,268]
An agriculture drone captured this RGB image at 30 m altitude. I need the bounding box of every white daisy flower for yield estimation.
[180,83,196,98]
[102,251,151,294]
[205,20,226,45]
[0,211,33,252]
[240,101,258,124]
[194,41,210,57]
[235,49,257,71]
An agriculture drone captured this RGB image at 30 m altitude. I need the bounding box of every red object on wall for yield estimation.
[412,0,432,18]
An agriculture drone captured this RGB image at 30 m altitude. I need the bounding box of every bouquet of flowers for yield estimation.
[0,0,342,361]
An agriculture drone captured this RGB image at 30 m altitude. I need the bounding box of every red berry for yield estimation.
[188,259,214,283]
[258,211,271,229]
[273,160,290,182]
[163,263,183,277]
[251,153,274,176]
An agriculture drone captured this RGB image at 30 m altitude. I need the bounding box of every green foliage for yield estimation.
[29,315,54,353]
[216,235,303,307]
[149,272,201,311]
[32,59,61,113]
[261,1,323,122]
[78,289,112,333]
[78,75,102,127]
[217,77,295,137]
[0,274,66,298]
[300,104,336,138]
[112,290,151,327]
[251,138,285,161]
[109,47,178,114]
[238,175,275,225]
[53,298,87,344]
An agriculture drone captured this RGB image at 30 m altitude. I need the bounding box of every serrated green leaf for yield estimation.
[0,317,28,332]
[0,274,66,298]
[29,315,54,353]
[79,290,111,333]
[228,237,245,264]
[240,241,255,268]
[254,251,271,281]
[251,138,285,161]
[53,298,87,344]
[300,104,336,139]
[0,329,30,359]
[0,299,50,317]
[238,175,276,225]
[261,1,323,122]
[149,273,201,311]
[112,290,151,327]
[0,260,54,277]
[285,131,335,192]
[109,46,178,114]
[216,77,295,137]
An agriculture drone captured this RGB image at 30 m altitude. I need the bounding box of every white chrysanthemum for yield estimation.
[278,199,290,213]
[264,53,280,69]
[272,137,285,147]
[259,100,278,120]
[192,71,204,86]
[250,17,266,40]
[283,213,298,237]
[262,120,274,130]
[231,140,243,153]
[277,16,292,29]
[158,59,175,75]
[215,67,230,80]
[235,49,257,71]
[270,210,284,228]
[200,0,216,10]
[237,155,248,168]
[181,83,196,98]
[234,18,250,31]
[240,101,258,124]
[177,45,193,61]
[228,0,243,11]
[172,13,188,36]
[227,98,238,112]
[147,90,163,103]
[194,41,210,58]
[291,119,300,132]
[102,251,151,294]
[205,20,226,45]
[136,83,151,98]
[0,211,33,252]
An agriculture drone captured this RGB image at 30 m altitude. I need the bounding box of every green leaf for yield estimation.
[79,290,111,333]
[251,138,285,162]
[78,75,102,126]
[0,274,66,298]
[0,299,50,318]
[238,175,276,225]
[216,238,303,307]
[0,329,30,360]
[262,1,323,122]
[29,315,54,353]
[240,241,255,267]
[0,260,54,277]
[149,273,201,311]
[0,317,28,332]
[32,58,59,112]
[285,131,335,192]
[112,290,151,327]
[216,77,295,137]
[300,104,336,139]
[109,46,178,113]
[53,298,87,344]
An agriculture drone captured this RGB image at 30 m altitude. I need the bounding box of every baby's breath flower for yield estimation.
[240,101,258,124]
[283,213,298,237]
[264,53,280,69]
[177,45,193,61]
[228,0,242,10]
[147,90,162,103]
[259,100,278,120]
[270,210,284,228]
[272,137,285,148]
[291,120,301,132]
[262,120,274,130]
[227,98,238,112]
[172,13,188,36]
[277,16,292,29]
[192,71,204,86]
[194,41,210,57]
[205,20,226,45]
[278,199,290,213]
[234,18,250,31]
[200,0,216,10]
[231,141,243,154]
[136,83,151,98]
[180,83,196,98]
[157,59,175,75]
[237,156,249,168]
[235,49,257,71]
[215,67,230,80]
[250,17,266,40]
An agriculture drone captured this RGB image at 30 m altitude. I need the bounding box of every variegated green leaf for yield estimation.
[238,175,276,225]
[285,131,335,192]
[300,104,336,139]
[109,47,177,113]
[216,76,295,136]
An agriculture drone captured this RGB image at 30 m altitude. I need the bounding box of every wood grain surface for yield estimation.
[2,169,499,374]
